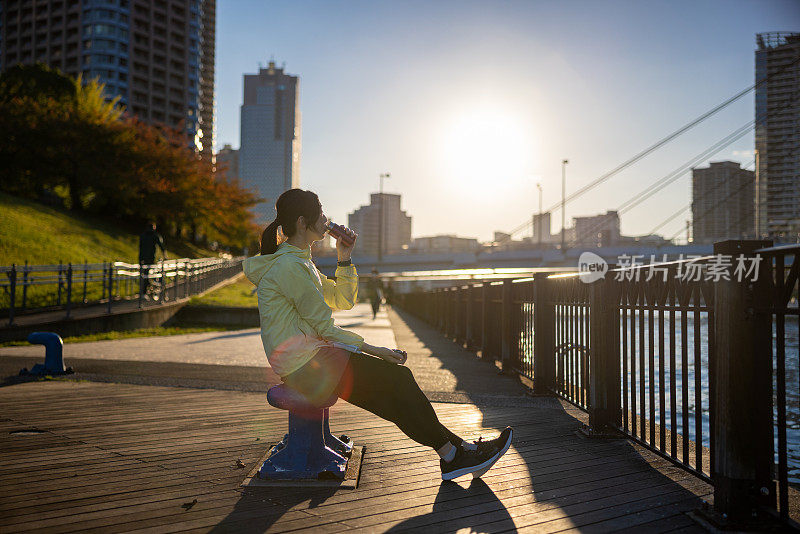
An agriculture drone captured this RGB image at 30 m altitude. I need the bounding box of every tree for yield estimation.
[0,65,259,250]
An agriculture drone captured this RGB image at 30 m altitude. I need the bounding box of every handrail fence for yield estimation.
[395,239,798,527]
[1,257,244,326]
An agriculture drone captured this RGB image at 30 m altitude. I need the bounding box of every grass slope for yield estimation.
[188,276,256,308]
[0,192,213,265]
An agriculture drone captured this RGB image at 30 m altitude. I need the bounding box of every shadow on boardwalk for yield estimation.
[210,306,709,532]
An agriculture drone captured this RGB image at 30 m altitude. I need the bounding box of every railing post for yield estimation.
[102,262,107,302]
[441,287,450,337]
[458,286,467,345]
[586,276,621,433]
[480,282,488,359]
[445,288,453,338]
[7,264,16,327]
[138,261,144,309]
[500,279,514,373]
[533,272,555,394]
[65,263,73,319]
[57,261,63,307]
[160,260,166,302]
[465,284,474,350]
[107,262,114,314]
[173,262,179,301]
[454,286,462,343]
[711,239,774,524]
[82,260,88,303]
[439,288,445,331]
[21,261,28,313]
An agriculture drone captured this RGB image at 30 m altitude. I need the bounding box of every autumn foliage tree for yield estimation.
[0,64,259,251]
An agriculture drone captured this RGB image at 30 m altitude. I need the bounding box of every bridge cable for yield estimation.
[564,88,800,247]
[495,54,800,244]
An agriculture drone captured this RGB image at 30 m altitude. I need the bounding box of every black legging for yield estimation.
[334,352,463,450]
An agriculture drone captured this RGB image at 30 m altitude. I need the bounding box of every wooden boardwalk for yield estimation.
[0,308,712,533]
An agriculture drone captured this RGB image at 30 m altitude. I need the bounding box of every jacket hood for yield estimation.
[243,242,311,286]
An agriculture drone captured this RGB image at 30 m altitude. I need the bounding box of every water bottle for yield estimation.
[325,221,355,247]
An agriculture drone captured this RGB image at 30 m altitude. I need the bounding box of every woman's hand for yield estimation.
[361,343,407,365]
[336,226,357,262]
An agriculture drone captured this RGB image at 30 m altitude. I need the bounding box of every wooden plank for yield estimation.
[0,377,721,534]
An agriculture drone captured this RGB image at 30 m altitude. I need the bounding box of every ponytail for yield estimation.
[260,220,282,255]
[258,189,323,255]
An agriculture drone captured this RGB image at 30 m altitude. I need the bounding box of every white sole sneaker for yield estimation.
[471,428,513,479]
[442,450,501,481]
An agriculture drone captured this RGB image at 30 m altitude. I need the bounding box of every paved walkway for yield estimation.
[0,303,711,532]
[0,304,396,379]
[0,304,396,368]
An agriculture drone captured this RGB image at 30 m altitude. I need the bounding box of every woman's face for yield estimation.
[308,206,328,242]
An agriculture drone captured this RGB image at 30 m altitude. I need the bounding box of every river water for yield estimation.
[605,312,799,483]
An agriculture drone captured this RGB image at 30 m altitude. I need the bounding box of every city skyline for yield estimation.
[215,0,799,242]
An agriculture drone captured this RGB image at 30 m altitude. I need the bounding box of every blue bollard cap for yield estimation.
[27,332,64,346]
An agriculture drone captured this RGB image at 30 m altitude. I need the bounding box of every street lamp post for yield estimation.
[536,183,543,248]
[561,159,568,250]
[378,172,391,263]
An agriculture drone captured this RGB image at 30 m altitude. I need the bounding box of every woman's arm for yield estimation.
[320,226,359,310]
[278,262,364,348]
[319,265,359,310]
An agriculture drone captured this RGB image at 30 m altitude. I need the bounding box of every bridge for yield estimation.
[314,243,716,276]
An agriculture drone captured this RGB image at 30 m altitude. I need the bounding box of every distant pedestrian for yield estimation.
[367,267,383,320]
[139,222,166,297]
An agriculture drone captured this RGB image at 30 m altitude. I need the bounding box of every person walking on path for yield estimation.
[367,267,383,320]
[243,189,512,481]
[139,222,166,298]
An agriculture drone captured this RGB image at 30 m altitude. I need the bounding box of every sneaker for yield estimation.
[470,427,513,478]
[440,441,506,481]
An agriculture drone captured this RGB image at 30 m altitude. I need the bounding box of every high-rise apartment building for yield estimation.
[692,161,755,244]
[238,61,300,223]
[755,32,800,240]
[0,0,216,159]
[348,193,412,258]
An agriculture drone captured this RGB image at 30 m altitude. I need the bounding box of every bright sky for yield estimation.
[215,0,800,243]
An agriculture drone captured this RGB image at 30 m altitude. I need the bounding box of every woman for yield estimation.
[243,189,512,481]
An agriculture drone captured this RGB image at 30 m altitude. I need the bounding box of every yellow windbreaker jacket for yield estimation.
[242,242,365,377]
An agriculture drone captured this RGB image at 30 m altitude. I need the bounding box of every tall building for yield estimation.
[215,143,238,180]
[755,32,800,240]
[691,161,755,243]
[0,0,216,159]
[573,210,620,247]
[238,60,300,224]
[347,193,412,258]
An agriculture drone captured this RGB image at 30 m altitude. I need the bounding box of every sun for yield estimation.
[439,107,533,190]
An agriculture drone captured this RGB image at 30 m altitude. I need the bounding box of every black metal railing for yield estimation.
[1,257,244,325]
[756,243,799,523]
[394,239,798,526]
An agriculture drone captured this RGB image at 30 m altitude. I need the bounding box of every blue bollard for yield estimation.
[25,332,71,375]
[259,384,353,480]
